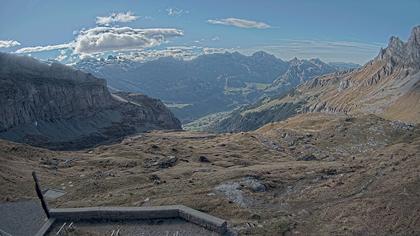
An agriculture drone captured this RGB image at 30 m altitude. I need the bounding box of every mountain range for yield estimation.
[208,26,420,132]
[75,51,359,122]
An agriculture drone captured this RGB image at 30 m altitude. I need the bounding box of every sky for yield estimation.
[0,0,419,64]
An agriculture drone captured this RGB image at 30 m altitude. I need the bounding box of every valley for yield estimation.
[75,52,357,123]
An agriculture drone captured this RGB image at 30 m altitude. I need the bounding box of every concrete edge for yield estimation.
[49,205,180,220]
[39,205,227,235]
[35,219,55,236]
[178,205,227,234]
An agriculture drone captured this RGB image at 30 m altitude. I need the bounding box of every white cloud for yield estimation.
[166,8,189,16]
[122,48,197,61]
[74,27,183,54]
[15,26,183,55]
[207,18,270,29]
[202,47,228,54]
[0,40,21,48]
[96,11,138,26]
[211,36,220,41]
[55,49,69,62]
[15,43,73,53]
[101,46,231,62]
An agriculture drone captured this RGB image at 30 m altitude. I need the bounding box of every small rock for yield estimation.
[297,154,317,161]
[149,174,160,182]
[250,214,261,220]
[322,169,338,175]
[152,156,178,169]
[149,174,162,185]
[158,156,178,168]
[199,155,211,163]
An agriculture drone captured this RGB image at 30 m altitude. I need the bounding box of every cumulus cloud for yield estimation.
[0,40,21,48]
[96,11,138,26]
[207,18,270,29]
[74,27,183,54]
[166,8,189,16]
[15,26,183,55]
[15,43,73,53]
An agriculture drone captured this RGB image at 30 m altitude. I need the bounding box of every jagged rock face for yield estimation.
[0,61,112,131]
[112,92,181,129]
[265,58,337,96]
[0,53,181,149]
[379,26,420,68]
[209,26,420,132]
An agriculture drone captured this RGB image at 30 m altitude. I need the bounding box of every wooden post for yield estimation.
[32,171,50,218]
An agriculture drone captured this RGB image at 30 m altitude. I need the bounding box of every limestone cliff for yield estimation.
[0,53,181,149]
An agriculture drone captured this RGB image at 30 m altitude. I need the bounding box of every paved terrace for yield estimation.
[37,205,228,236]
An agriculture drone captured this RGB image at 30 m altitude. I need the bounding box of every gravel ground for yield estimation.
[0,200,47,236]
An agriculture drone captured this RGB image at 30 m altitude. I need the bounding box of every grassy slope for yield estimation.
[1,113,419,235]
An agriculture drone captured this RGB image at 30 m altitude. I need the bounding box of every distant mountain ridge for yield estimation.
[75,51,356,122]
[0,53,181,150]
[263,57,339,98]
[208,26,420,132]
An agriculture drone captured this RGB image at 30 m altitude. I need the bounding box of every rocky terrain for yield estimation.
[209,26,420,132]
[0,53,181,150]
[75,51,353,123]
[1,113,419,235]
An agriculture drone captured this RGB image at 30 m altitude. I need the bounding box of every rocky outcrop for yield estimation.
[263,58,338,97]
[0,53,181,150]
[209,26,420,132]
[378,26,420,68]
[111,92,181,129]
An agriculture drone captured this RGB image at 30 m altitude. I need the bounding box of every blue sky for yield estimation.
[0,0,419,64]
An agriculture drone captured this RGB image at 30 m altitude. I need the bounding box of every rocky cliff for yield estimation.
[209,26,420,132]
[0,53,181,149]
